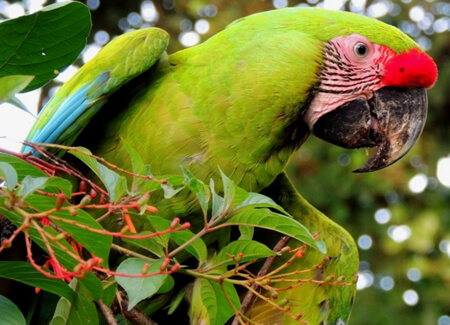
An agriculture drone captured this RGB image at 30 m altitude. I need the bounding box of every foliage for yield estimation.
[0,143,353,324]
[0,1,449,325]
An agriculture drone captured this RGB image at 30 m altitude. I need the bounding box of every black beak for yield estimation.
[312,87,428,172]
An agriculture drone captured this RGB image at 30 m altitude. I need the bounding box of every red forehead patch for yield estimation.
[381,48,438,89]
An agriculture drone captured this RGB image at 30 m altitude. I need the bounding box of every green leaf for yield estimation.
[122,139,148,192]
[147,216,207,265]
[225,208,326,253]
[1,207,103,300]
[17,176,47,198]
[160,174,186,198]
[50,279,99,325]
[182,166,210,214]
[69,147,127,202]
[0,2,91,91]
[25,194,112,267]
[101,279,118,307]
[198,279,241,325]
[218,168,236,216]
[115,258,168,310]
[139,293,172,316]
[210,178,224,218]
[0,262,75,302]
[157,275,175,294]
[0,295,26,325]
[234,192,289,215]
[17,176,72,199]
[213,240,276,267]
[0,162,17,190]
[0,75,34,103]
[168,285,188,315]
[122,231,165,258]
[239,226,254,240]
[0,153,46,180]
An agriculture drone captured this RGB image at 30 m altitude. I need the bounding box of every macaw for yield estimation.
[22,7,437,325]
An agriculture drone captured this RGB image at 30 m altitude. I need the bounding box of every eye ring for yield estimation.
[354,42,369,58]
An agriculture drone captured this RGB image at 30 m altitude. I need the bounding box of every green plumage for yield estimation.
[24,7,422,324]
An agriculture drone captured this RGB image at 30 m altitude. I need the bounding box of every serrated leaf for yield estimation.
[0,262,75,302]
[213,240,276,267]
[0,162,18,190]
[225,208,325,254]
[0,2,91,91]
[69,147,127,202]
[0,75,34,103]
[0,295,26,325]
[115,258,168,310]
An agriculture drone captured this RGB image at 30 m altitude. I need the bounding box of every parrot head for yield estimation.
[303,32,437,172]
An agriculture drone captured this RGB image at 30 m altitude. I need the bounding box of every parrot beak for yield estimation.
[312,87,428,172]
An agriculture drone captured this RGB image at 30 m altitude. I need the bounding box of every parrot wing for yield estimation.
[23,28,169,154]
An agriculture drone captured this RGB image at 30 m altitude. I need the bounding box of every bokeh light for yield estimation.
[374,208,391,224]
[402,289,419,306]
[358,234,373,250]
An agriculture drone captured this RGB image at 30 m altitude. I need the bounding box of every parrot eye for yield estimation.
[354,42,369,58]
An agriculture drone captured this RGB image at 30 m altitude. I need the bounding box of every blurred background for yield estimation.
[0,0,449,324]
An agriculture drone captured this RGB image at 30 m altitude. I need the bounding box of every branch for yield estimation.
[231,235,291,325]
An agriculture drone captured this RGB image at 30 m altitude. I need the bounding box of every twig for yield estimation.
[231,235,291,325]
[98,300,118,325]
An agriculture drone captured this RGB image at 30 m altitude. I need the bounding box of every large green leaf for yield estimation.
[224,208,326,253]
[0,262,75,302]
[0,2,91,91]
[115,258,168,310]
[0,295,26,325]
[213,240,276,268]
[197,279,241,325]
[0,153,46,180]
[50,279,98,325]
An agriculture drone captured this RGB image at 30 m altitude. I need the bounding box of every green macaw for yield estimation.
[23,7,437,325]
